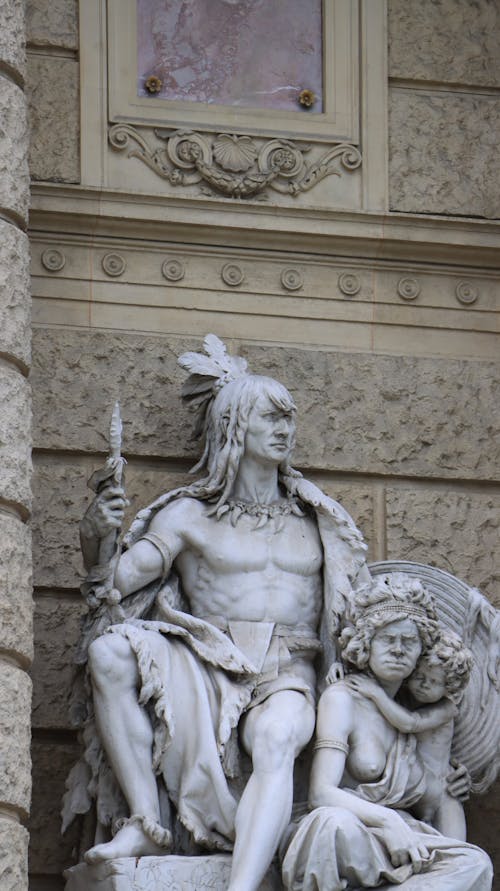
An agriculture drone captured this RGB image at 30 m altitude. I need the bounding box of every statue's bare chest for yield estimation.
[184,509,323,577]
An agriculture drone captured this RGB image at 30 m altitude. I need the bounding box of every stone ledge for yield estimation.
[65,855,281,891]
[29,183,500,268]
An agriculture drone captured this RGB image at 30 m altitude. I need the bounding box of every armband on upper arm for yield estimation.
[139,532,174,582]
[313,737,349,755]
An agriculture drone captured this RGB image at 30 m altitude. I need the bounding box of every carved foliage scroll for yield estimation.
[109,124,362,199]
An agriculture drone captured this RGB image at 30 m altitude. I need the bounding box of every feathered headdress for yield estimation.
[178,334,249,437]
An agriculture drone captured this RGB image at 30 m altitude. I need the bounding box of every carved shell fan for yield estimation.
[369,560,500,794]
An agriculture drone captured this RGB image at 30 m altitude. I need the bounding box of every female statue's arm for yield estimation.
[310,686,430,872]
[346,675,455,733]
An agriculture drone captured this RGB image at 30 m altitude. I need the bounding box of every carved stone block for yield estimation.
[0,665,31,814]
[64,855,282,891]
[0,221,31,367]
[388,0,500,88]
[0,364,31,509]
[0,79,29,222]
[27,53,80,183]
[386,488,500,608]
[0,514,33,663]
[27,0,78,50]
[0,816,28,891]
[389,87,500,219]
[0,0,26,77]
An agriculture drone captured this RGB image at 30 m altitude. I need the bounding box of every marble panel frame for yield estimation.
[79,0,388,211]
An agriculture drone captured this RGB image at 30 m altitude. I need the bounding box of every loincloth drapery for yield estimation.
[204,615,321,710]
[105,611,321,851]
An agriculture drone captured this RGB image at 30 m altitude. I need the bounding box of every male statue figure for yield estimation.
[69,335,370,891]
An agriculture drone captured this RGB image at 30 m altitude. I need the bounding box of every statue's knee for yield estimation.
[88,634,135,688]
[253,719,296,769]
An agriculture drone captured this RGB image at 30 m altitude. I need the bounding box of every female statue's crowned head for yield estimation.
[340,573,440,686]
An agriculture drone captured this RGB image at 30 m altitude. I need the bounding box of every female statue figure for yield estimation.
[281,574,493,891]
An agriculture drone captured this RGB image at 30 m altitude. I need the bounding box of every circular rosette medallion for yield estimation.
[167,132,212,169]
[102,253,126,277]
[221,263,244,287]
[397,277,421,301]
[258,140,304,179]
[455,281,479,305]
[338,272,360,297]
[41,248,65,272]
[281,268,303,291]
[162,259,185,283]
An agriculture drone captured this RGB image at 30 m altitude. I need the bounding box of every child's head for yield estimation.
[408,631,473,705]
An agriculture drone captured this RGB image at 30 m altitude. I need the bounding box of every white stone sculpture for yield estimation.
[63,334,371,891]
[281,573,495,891]
[63,336,499,891]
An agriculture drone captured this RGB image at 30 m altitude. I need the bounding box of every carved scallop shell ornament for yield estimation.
[212,134,258,172]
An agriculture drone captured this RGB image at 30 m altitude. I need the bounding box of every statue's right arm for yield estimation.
[80,486,186,597]
[114,503,187,597]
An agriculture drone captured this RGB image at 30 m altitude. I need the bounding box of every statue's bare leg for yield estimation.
[228,690,315,891]
[84,632,171,863]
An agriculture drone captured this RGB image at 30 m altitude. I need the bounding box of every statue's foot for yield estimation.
[85,814,171,864]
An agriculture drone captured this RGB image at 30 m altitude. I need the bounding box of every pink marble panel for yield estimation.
[137,0,323,113]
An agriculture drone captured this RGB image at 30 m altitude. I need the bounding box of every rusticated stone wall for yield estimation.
[388,0,500,219]
[0,3,33,891]
[26,0,79,183]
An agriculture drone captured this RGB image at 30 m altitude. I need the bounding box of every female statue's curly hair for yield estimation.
[339,573,440,670]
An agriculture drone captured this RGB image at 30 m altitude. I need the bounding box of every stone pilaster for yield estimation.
[0,4,32,891]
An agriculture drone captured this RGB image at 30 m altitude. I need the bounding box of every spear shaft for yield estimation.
[99,401,125,568]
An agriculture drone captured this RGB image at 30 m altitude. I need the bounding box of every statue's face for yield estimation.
[408,661,447,704]
[368,618,422,684]
[244,393,295,466]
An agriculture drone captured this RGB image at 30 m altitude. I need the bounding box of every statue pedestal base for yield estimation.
[64,854,283,890]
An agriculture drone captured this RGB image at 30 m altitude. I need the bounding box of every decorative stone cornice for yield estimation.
[29,184,500,271]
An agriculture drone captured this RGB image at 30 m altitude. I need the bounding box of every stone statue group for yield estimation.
[63,335,498,891]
